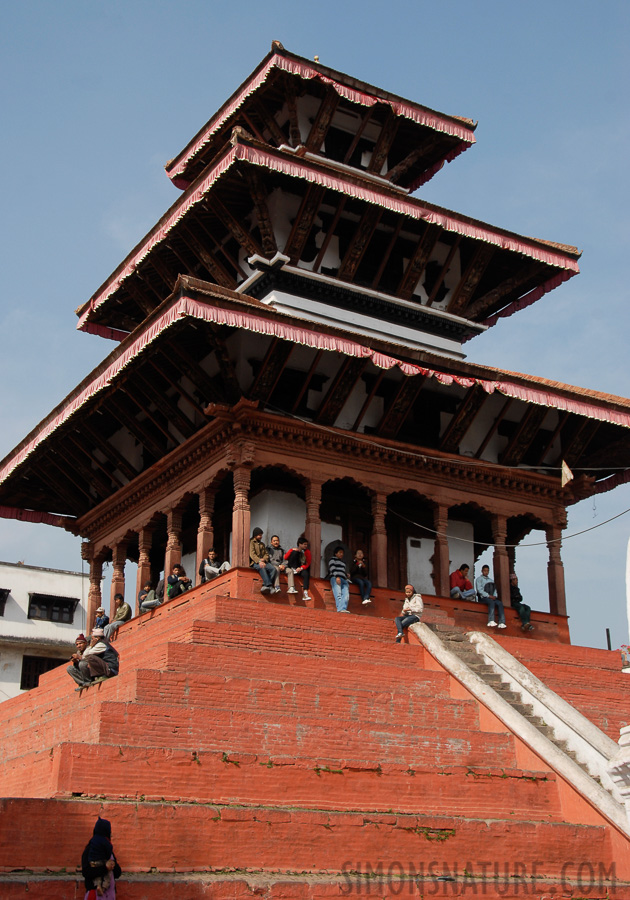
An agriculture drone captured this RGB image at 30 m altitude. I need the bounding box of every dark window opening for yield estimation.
[27,593,79,624]
[0,587,9,616]
[20,655,65,691]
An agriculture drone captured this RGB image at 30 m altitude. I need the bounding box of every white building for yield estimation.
[0,560,89,701]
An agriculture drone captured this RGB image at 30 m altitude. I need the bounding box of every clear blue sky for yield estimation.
[0,0,628,648]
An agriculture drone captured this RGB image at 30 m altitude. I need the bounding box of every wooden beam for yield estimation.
[208,195,264,260]
[426,236,462,307]
[305,87,339,152]
[146,359,206,417]
[121,388,176,445]
[467,262,542,319]
[285,76,302,147]
[244,169,277,257]
[397,223,442,301]
[249,339,293,404]
[439,384,487,454]
[46,452,98,505]
[67,434,127,491]
[371,220,402,291]
[474,397,513,459]
[499,405,548,467]
[534,411,570,466]
[254,100,287,146]
[352,372,384,432]
[149,255,178,292]
[377,376,426,439]
[208,328,242,404]
[386,136,441,184]
[124,279,155,317]
[284,185,326,264]
[241,111,267,144]
[367,111,399,175]
[82,419,140,482]
[337,207,381,281]
[134,375,197,440]
[343,107,375,165]
[311,197,346,272]
[447,244,495,316]
[156,346,224,405]
[179,223,235,288]
[109,395,165,460]
[291,350,323,413]
[316,357,368,426]
[41,456,92,511]
[561,419,600,468]
[194,213,248,281]
[60,440,115,499]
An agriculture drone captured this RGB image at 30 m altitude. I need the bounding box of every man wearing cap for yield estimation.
[73,629,120,691]
[104,593,132,640]
[94,606,109,629]
[249,527,276,593]
[67,634,88,687]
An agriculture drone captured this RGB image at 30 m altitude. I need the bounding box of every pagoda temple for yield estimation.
[1,42,630,897]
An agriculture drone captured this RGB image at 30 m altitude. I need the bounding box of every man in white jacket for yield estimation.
[394,584,424,643]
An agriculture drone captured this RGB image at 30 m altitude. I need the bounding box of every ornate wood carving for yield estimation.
[244,169,277,257]
[311,197,346,272]
[316,357,368,426]
[377,376,426,439]
[284,185,326,264]
[124,279,155,317]
[249,339,293,404]
[305,87,339,152]
[149,255,178,292]
[397,223,442,301]
[343,107,375,165]
[562,420,600,468]
[254,101,287,146]
[285,76,302,147]
[208,329,242,404]
[179,223,235,288]
[440,384,487,454]
[426,236,462,307]
[372,220,402,291]
[337,207,382,281]
[467,262,542,319]
[447,244,495,315]
[500,405,548,466]
[386,135,440,184]
[208,195,263,260]
[367,111,399,175]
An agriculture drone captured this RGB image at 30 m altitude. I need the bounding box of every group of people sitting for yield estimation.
[449,563,534,632]
[249,528,374,613]
[67,629,120,692]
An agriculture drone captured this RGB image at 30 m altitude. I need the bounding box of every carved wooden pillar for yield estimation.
[196,486,216,583]
[371,492,388,588]
[110,541,127,618]
[82,542,103,633]
[305,480,322,577]
[136,526,153,601]
[507,544,516,575]
[547,524,567,616]
[491,514,510,606]
[164,509,183,577]
[231,467,252,567]
[432,503,450,596]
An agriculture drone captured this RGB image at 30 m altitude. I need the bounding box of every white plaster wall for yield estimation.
[0,562,89,643]
[249,490,308,553]
[459,392,510,462]
[446,521,475,575]
[406,536,435,594]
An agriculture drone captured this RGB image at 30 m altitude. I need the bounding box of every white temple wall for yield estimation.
[249,489,307,554]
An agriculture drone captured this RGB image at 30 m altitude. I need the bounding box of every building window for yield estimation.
[0,588,9,616]
[20,655,65,691]
[27,593,79,624]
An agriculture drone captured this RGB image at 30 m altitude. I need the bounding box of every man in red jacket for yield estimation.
[449,563,477,600]
[284,535,312,602]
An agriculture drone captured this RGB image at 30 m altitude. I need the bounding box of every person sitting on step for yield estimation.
[198,548,231,583]
[167,564,193,599]
[104,593,132,640]
[73,628,120,691]
[476,565,506,628]
[328,545,350,613]
[349,549,372,605]
[284,535,312,601]
[509,572,534,632]
[94,606,109,629]
[67,634,88,687]
[449,563,477,600]
[394,584,423,643]
[266,535,290,593]
[249,527,277,594]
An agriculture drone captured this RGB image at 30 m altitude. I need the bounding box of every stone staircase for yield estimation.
[0,577,628,898]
